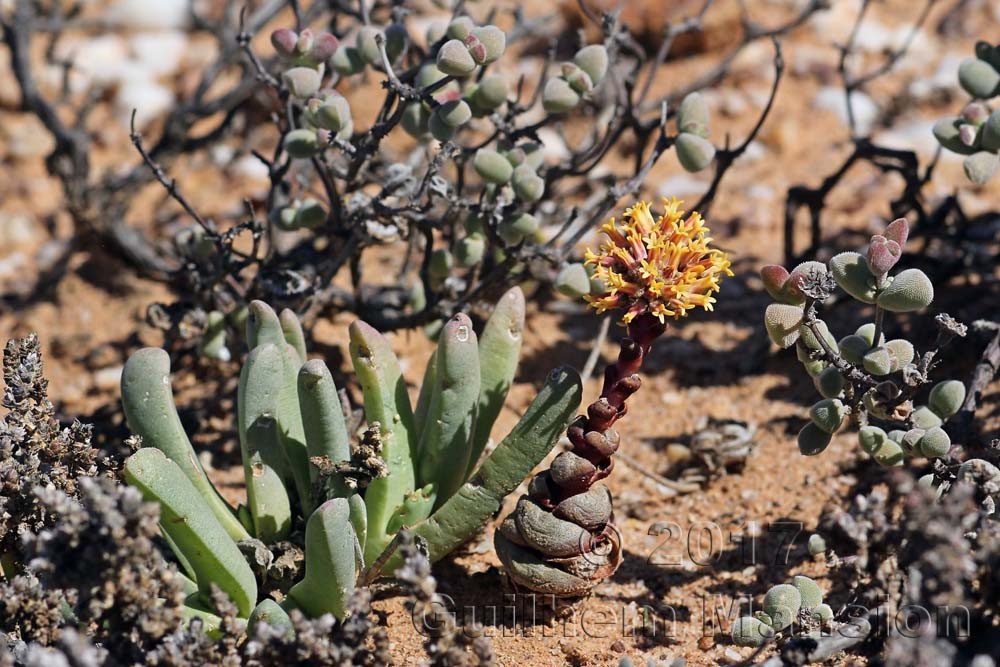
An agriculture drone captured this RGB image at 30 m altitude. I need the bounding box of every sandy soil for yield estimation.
[2,0,999,665]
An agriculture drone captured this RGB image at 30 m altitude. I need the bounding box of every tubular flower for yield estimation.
[584,198,733,324]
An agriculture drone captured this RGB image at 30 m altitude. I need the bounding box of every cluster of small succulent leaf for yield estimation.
[762,218,967,466]
[672,93,717,174]
[541,44,609,113]
[272,17,538,233]
[119,289,581,628]
[933,41,1000,184]
[163,6,725,358]
[731,575,833,648]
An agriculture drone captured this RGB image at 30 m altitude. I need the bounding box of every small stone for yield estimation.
[94,365,124,391]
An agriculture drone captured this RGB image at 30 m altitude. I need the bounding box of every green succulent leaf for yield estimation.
[829,251,876,303]
[121,348,249,542]
[469,287,525,476]
[349,320,418,565]
[382,366,582,574]
[124,448,257,617]
[288,498,359,619]
[876,269,934,312]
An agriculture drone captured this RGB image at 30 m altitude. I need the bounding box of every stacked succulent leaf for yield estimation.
[494,315,666,597]
[762,218,967,466]
[120,288,582,627]
[493,199,731,596]
[933,41,1000,184]
[731,575,833,647]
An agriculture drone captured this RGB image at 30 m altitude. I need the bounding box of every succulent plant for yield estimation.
[542,44,608,113]
[542,50,715,172]
[761,218,968,466]
[271,28,339,68]
[554,263,592,299]
[473,149,513,184]
[120,289,582,624]
[731,616,775,647]
[934,41,1000,184]
[675,132,716,173]
[434,23,505,76]
[731,575,830,647]
[807,533,827,556]
[495,198,731,596]
[14,0,784,367]
[257,21,713,321]
[91,0,762,362]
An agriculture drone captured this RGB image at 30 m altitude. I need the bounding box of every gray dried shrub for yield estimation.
[0,574,66,652]
[396,536,494,667]
[144,584,393,666]
[25,479,189,660]
[0,334,408,666]
[142,587,243,666]
[0,477,189,665]
[240,589,390,667]
[821,468,1000,663]
[0,334,103,559]
[0,334,185,664]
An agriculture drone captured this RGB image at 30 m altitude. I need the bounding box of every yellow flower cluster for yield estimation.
[584,198,733,324]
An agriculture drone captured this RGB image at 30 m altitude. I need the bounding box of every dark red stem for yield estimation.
[538,313,667,507]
